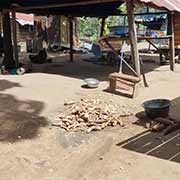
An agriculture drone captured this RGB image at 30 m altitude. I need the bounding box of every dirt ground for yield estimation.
[0,52,180,180]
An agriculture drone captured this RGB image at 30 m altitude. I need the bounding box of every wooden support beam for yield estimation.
[2,10,15,69]
[13,0,120,11]
[126,0,140,77]
[100,17,106,37]
[12,10,19,68]
[69,17,73,62]
[170,13,175,71]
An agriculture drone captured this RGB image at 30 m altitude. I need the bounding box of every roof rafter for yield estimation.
[13,0,122,11]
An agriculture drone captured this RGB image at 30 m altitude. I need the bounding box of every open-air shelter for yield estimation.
[1,0,180,76]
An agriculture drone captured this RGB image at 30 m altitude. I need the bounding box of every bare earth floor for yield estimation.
[0,53,180,180]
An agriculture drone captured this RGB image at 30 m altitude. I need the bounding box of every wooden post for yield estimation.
[170,13,175,71]
[100,17,106,37]
[33,17,38,53]
[59,16,62,46]
[12,10,19,68]
[69,17,73,62]
[0,12,2,34]
[126,0,140,77]
[2,10,15,69]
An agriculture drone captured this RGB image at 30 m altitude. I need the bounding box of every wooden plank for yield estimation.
[33,20,38,52]
[138,35,172,40]
[109,72,141,83]
[99,35,172,42]
[126,0,140,77]
[109,78,116,92]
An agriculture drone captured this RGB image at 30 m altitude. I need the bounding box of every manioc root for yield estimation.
[87,126,102,133]
[54,98,131,133]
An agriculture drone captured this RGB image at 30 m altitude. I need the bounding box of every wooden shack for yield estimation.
[0,13,34,42]
[34,15,78,51]
[1,0,180,73]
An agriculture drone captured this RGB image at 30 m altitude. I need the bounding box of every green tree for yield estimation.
[78,17,100,41]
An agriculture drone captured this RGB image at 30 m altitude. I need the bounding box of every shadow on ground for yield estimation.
[0,80,48,142]
[117,96,180,163]
[32,58,119,81]
[29,53,160,81]
[0,80,22,91]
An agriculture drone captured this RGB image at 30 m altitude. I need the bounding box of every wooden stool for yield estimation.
[109,72,141,98]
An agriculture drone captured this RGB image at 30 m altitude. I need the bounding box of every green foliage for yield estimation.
[77,16,126,41]
[118,3,126,13]
[77,6,161,41]
[78,17,100,41]
[106,16,127,26]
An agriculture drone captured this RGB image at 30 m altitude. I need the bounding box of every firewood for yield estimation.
[151,123,165,132]
[164,124,180,135]
[145,122,151,129]
[168,117,180,124]
[154,117,174,126]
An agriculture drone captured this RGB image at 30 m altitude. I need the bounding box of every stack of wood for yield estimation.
[52,99,132,133]
[145,117,180,135]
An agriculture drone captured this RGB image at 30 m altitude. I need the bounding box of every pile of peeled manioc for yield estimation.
[52,98,132,133]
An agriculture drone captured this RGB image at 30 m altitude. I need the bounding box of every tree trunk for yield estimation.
[2,11,15,69]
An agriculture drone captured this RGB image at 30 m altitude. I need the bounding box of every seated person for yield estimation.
[29,48,52,64]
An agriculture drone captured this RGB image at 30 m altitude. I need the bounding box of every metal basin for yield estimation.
[84,78,99,88]
[143,99,170,119]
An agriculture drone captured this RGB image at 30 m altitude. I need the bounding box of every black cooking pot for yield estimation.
[143,99,170,119]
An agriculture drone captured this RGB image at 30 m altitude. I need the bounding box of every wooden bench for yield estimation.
[109,72,141,98]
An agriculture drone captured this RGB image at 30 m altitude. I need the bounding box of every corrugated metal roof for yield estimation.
[138,0,180,12]
[16,13,34,25]
[10,13,34,25]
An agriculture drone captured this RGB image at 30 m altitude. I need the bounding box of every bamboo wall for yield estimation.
[34,15,78,50]
[60,16,69,45]
[59,16,78,47]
